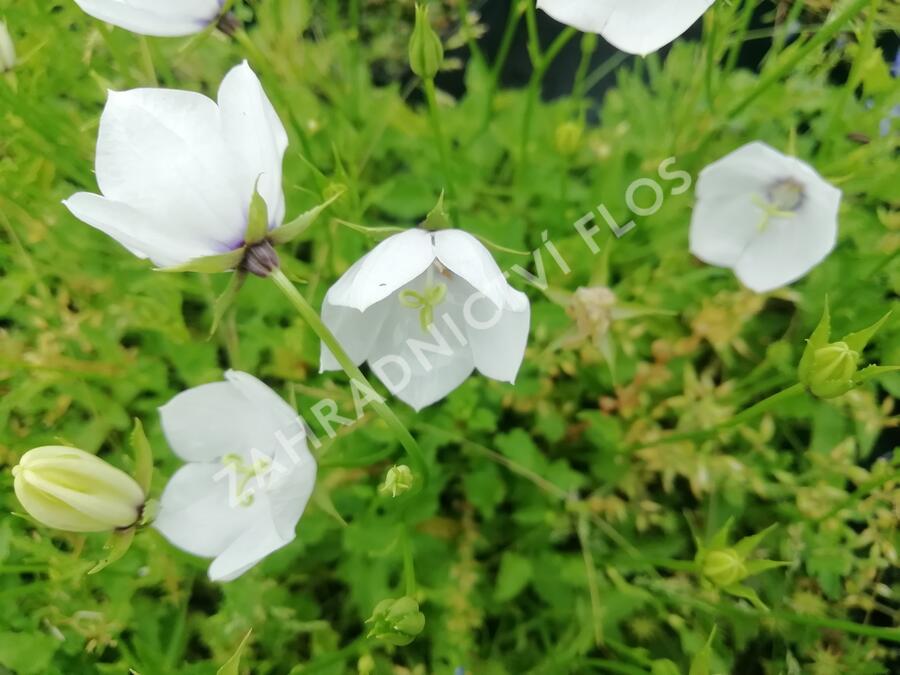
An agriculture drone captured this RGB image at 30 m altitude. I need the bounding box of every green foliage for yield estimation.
[0,1,899,674]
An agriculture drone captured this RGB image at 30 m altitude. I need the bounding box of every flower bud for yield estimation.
[12,446,145,533]
[366,596,426,646]
[408,4,443,80]
[807,341,858,398]
[0,21,15,72]
[379,465,414,498]
[701,547,748,588]
[554,121,584,156]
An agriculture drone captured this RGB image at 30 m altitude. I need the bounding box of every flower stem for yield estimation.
[401,530,417,597]
[628,382,806,451]
[422,77,456,221]
[269,269,428,491]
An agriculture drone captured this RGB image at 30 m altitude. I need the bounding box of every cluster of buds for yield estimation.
[366,597,425,646]
[798,302,892,399]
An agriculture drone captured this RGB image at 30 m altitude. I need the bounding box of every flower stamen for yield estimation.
[399,282,448,331]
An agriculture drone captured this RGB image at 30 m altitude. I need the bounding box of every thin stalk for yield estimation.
[401,530,417,597]
[627,383,806,451]
[138,36,157,86]
[724,0,758,74]
[423,77,456,219]
[269,269,428,491]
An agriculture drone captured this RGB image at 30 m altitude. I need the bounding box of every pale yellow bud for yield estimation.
[12,446,145,533]
[0,21,14,72]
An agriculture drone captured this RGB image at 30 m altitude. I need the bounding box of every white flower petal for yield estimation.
[160,371,298,463]
[208,456,316,582]
[324,228,435,312]
[434,229,519,310]
[538,0,714,55]
[63,192,217,267]
[153,463,262,558]
[367,275,474,411]
[217,62,289,230]
[95,88,246,254]
[464,290,531,383]
[320,300,391,372]
[73,0,222,37]
[734,186,840,292]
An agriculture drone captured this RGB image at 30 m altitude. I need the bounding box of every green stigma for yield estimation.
[222,452,272,507]
[399,282,448,331]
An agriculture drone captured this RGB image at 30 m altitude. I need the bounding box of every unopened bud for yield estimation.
[0,21,15,72]
[701,547,747,588]
[807,341,858,398]
[554,121,584,156]
[366,596,426,646]
[409,4,443,80]
[13,446,145,532]
[379,465,414,498]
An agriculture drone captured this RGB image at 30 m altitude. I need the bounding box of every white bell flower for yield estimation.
[320,229,531,411]
[536,0,715,56]
[689,141,841,293]
[153,370,316,582]
[64,61,288,271]
[72,0,223,37]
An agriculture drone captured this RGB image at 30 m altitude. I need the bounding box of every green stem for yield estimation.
[423,77,456,219]
[628,383,806,451]
[401,530,417,597]
[269,269,428,491]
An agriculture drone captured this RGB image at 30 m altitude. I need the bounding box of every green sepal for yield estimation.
[311,484,348,527]
[245,178,270,245]
[209,272,246,339]
[88,527,136,575]
[724,583,768,611]
[743,559,790,576]
[843,310,892,353]
[157,247,246,274]
[854,364,900,384]
[130,418,153,496]
[651,659,681,675]
[798,301,831,383]
[689,625,717,675]
[732,522,777,558]
[269,190,344,245]
[422,191,451,231]
[217,629,253,675]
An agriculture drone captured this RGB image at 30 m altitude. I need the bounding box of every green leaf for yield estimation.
[209,272,246,338]
[725,583,768,611]
[494,552,533,602]
[130,418,153,496]
[843,310,892,353]
[217,629,253,675]
[157,248,246,274]
[269,190,344,245]
[689,625,717,675]
[89,527,136,575]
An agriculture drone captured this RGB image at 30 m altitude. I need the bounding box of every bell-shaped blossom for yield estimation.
[64,61,288,270]
[321,229,531,411]
[689,142,841,293]
[154,370,316,582]
[13,446,145,533]
[537,0,714,56]
[73,0,223,37]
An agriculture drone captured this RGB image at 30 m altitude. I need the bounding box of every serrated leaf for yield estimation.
[218,629,253,675]
[89,527,135,575]
[156,248,245,274]
[269,191,344,245]
[130,418,153,496]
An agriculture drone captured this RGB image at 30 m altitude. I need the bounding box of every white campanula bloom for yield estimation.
[321,229,531,411]
[537,0,715,56]
[154,370,316,582]
[689,142,841,293]
[64,61,288,270]
[0,20,15,72]
[12,446,145,533]
[73,0,223,37]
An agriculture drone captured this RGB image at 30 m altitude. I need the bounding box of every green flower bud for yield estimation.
[408,4,443,80]
[554,121,584,156]
[807,341,859,398]
[379,465,414,498]
[701,548,748,588]
[366,596,426,646]
[12,446,145,533]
